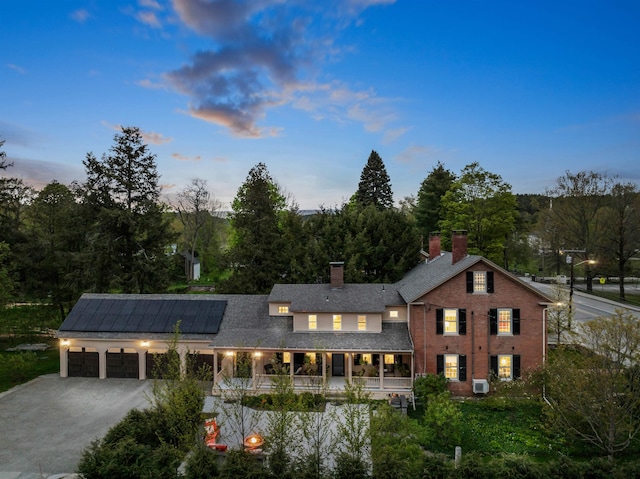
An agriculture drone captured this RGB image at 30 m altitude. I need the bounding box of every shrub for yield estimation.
[1,351,37,383]
[184,444,220,479]
[422,392,462,451]
[413,373,449,404]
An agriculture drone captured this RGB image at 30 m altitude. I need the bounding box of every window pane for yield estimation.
[278,305,289,313]
[444,355,458,379]
[444,309,458,333]
[358,315,367,331]
[389,310,399,318]
[498,355,512,378]
[333,315,342,331]
[473,272,486,292]
[308,315,317,330]
[498,309,512,334]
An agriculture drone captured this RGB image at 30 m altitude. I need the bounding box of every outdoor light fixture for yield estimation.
[141,341,150,348]
[254,351,262,358]
[60,339,70,347]
[244,433,264,451]
[226,351,233,357]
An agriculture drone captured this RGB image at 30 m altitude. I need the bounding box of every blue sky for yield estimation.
[1,0,638,210]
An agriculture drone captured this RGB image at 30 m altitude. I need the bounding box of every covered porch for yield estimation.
[211,349,413,398]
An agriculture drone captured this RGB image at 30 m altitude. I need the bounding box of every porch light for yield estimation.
[141,341,150,348]
[60,339,70,347]
[225,351,234,357]
[254,351,262,358]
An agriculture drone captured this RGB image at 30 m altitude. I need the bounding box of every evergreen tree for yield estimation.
[219,162,291,294]
[415,161,455,243]
[355,150,393,209]
[79,126,175,293]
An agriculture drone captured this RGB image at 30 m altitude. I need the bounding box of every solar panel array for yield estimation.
[59,297,227,334]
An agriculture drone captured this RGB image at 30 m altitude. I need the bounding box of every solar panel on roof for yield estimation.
[59,297,227,334]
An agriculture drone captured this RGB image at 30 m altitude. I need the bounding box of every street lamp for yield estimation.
[566,255,596,328]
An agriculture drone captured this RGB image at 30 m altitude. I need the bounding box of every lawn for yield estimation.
[0,336,60,392]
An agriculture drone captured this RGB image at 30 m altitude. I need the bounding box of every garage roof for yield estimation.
[59,294,227,334]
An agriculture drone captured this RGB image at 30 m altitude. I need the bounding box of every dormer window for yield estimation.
[333,315,342,331]
[357,315,367,331]
[308,315,317,330]
[278,305,289,314]
[389,310,399,318]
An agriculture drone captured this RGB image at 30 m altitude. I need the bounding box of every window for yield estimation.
[308,315,317,330]
[278,305,289,314]
[444,309,458,334]
[333,315,342,331]
[489,309,520,335]
[389,310,399,318]
[384,354,395,365]
[498,309,512,334]
[444,355,458,379]
[436,309,466,335]
[437,354,467,381]
[491,355,521,380]
[357,315,367,331]
[283,352,291,364]
[466,271,494,293]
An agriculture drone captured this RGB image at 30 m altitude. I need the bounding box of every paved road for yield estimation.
[0,375,152,479]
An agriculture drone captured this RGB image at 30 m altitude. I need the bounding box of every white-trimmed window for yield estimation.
[473,272,486,292]
[498,308,512,334]
[333,315,342,331]
[389,310,399,318]
[444,354,459,380]
[498,355,512,379]
[278,305,289,314]
[444,309,458,334]
[308,314,317,330]
[491,354,520,380]
[357,315,367,331]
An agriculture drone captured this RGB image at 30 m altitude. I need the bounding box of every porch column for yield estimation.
[213,351,219,384]
[59,345,68,378]
[178,348,188,378]
[322,353,327,385]
[136,348,147,380]
[252,352,258,390]
[97,346,107,379]
[346,353,352,381]
[379,353,384,390]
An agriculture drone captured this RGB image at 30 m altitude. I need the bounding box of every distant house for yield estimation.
[57,232,551,397]
[181,252,201,281]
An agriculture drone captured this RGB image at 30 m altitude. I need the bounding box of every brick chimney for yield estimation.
[452,230,468,264]
[429,232,441,261]
[330,262,344,288]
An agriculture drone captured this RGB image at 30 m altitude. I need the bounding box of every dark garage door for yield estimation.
[106,350,139,378]
[146,351,179,379]
[68,349,99,377]
[188,353,214,377]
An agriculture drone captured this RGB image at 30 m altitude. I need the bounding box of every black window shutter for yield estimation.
[459,309,466,335]
[513,309,521,335]
[489,309,498,335]
[466,271,473,293]
[487,271,494,293]
[459,355,467,381]
[436,355,444,375]
[513,355,521,379]
[490,355,498,377]
[436,309,444,335]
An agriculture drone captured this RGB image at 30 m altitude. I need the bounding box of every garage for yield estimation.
[146,351,179,379]
[68,349,99,377]
[188,353,214,377]
[106,349,139,378]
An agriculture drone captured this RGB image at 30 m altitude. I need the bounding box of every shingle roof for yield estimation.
[395,252,482,303]
[268,283,404,313]
[58,293,227,335]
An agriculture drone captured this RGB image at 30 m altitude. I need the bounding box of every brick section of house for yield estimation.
[410,263,547,396]
[451,230,468,264]
[330,262,345,288]
[429,233,441,259]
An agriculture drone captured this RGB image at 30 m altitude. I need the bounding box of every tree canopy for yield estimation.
[355,150,393,210]
[415,161,455,244]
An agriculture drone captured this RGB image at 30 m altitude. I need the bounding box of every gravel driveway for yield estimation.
[0,375,152,479]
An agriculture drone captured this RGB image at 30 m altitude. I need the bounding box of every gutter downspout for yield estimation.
[471,310,475,380]
[542,307,551,405]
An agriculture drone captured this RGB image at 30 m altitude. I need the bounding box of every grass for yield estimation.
[585,289,640,307]
[0,336,60,393]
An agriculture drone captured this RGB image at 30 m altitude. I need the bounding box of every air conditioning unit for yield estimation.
[472,379,489,394]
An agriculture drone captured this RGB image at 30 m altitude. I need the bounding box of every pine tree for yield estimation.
[80,126,175,293]
[355,150,393,209]
[415,161,455,243]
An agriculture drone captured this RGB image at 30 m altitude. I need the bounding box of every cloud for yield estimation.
[165,0,401,138]
[70,9,90,23]
[395,145,444,165]
[100,121,173,144]
[139,0,163,9]
[171,152,202,162]
[4,156,84,190]
[0,121,40,147]
[137,11,162,28]
[6,64,26,75]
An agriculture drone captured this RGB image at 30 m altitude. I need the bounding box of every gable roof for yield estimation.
[395,252,553,304]
[58,293,226,336]
[268,283,404,313]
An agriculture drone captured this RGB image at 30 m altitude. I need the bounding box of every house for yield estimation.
[57,231,550,397]
[401,231,551,395]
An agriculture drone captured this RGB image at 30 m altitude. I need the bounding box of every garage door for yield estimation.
[68,349,99,377]
[106,350,139,378]
[188,353,214,378]
[146,351,179,379]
